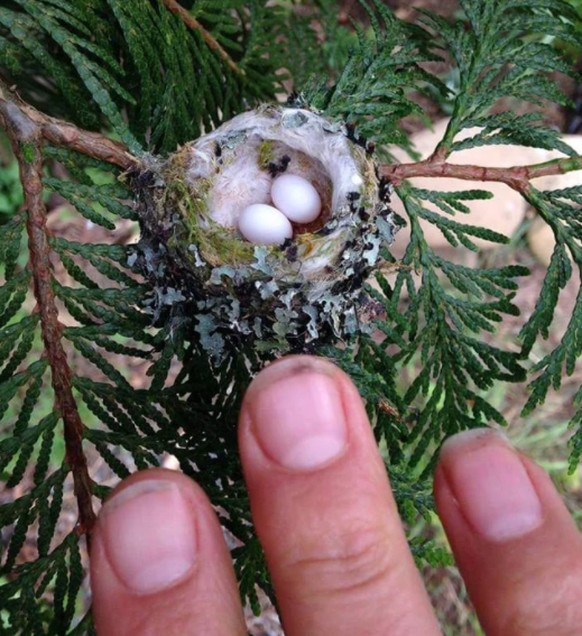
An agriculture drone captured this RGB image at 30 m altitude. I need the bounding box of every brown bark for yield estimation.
[0,82,138,171]
[0,87,102,538]
[161,0,244,77]
[380,156,582,193]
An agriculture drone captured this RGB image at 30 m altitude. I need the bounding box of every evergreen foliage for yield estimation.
[0,0,581,632]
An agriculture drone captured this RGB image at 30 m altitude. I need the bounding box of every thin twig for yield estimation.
[380,155,582,193]
[40,120,137,170]
[162,0,244,77]
[0,82,138,170]
[0,93,97,539]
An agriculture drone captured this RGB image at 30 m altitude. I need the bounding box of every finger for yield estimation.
[238,355,440,636]
[435,428,582,636]
[91,468,246,636]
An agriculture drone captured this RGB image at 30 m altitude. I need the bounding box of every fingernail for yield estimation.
[100,480,197,594]
[440,428,543,542]
[245,357,348,471]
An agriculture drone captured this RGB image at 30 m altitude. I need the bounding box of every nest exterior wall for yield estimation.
[132,105,396,359]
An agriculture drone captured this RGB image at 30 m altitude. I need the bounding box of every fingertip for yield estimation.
[239,354,373,473]
[242,355,341,397]
[96,471,198,595]
[435,428,582,636]
[437,428,543,542]
[238,355,440,635]
[91,469,245,636]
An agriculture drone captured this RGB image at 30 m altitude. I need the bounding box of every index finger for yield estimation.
[238,355,441,636]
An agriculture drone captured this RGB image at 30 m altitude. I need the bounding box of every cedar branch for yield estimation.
[162,0,244,77]
[1,84,581,544]
[0,88,107,539]
[380,156,582,192]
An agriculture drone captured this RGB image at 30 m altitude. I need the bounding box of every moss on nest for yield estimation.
[257,140,276,170]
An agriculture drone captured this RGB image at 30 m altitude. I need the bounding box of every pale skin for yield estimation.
[90,355,582,635]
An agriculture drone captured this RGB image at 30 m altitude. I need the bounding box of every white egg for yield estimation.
[271,174,322,224]
[238,203,293,245]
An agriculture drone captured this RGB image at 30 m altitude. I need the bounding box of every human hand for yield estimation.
[90,356,582,635]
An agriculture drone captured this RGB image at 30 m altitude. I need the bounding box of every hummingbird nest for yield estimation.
[130,104,396,359]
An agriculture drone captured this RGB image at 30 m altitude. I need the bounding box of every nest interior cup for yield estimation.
[133,104,396,359]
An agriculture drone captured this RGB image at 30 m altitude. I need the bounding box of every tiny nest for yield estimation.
[130,104,397,359]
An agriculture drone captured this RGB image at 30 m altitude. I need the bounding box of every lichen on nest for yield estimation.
[129,104,397,360]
